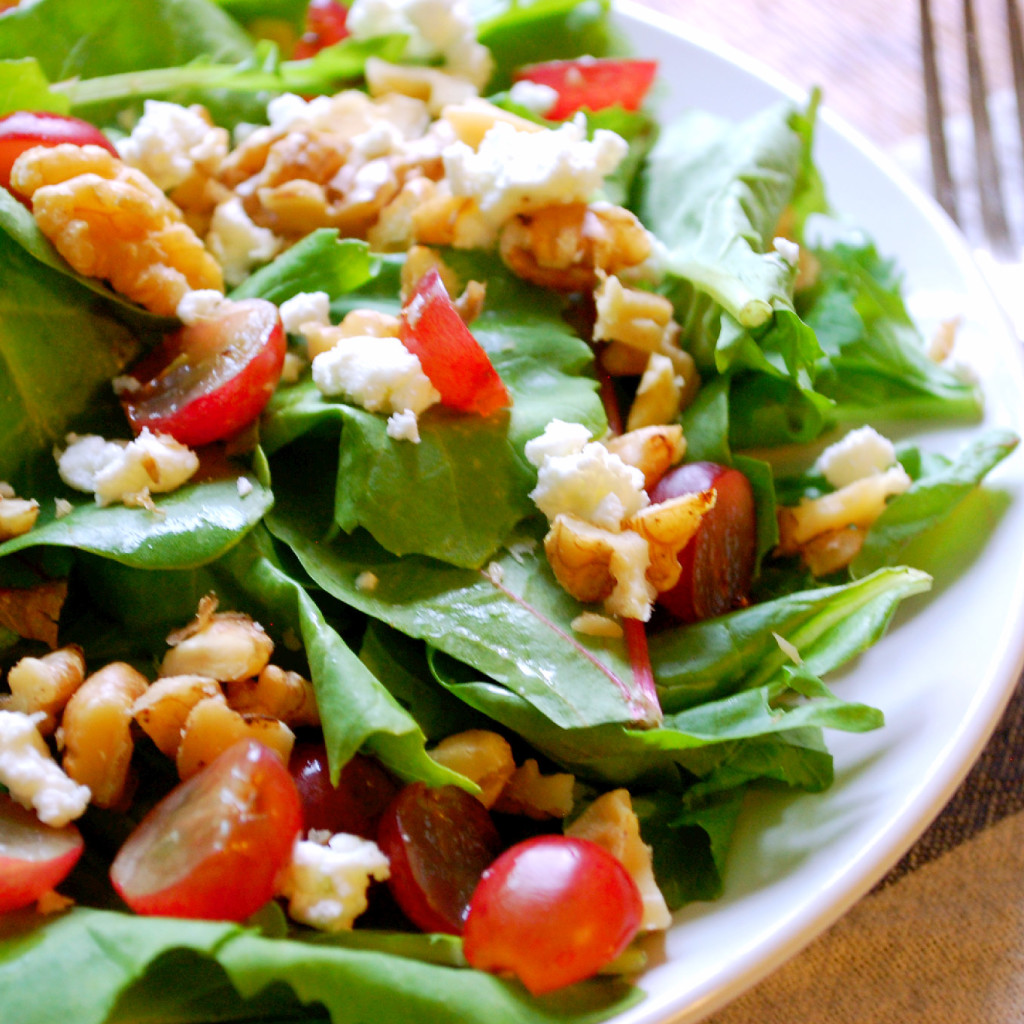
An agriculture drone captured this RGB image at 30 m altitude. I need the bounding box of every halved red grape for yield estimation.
[650,461,757,622]
[377,782,503,934]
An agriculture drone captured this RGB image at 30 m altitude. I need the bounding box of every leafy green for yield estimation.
[0,58,67,114]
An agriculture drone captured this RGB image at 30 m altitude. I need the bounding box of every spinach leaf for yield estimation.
[0,58,67,114]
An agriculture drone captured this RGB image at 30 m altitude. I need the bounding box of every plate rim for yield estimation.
[609,4,1024,1022]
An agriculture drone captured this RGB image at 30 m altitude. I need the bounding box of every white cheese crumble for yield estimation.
[507,80,559,116]
[346,0,492,87]
[277,831,391,932]
[279,291,332,335]
[816,426,899,489]
[312,336,440,417]
[386,408,422,443]
[116,100,229,192]
[176,289,233,325]
[442,116,628,232]
[0,711,91,827]
[525,420,648,531]
[56,429,199,507]
[205,197,284,287]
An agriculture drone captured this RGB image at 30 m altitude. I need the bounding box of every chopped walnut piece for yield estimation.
[132,674,223,757]
[500,202,652,291]
[440,97,545,149]
[0,580,68,649]
[626,490,716,593]
[365,57,479,116]
[626,353,686,431]
[493,758,575,820]
[543,513,655,621]
[603,425,687,491]
[61,662,149,809]
[430,729,515,808]
[11,144,224,315]
[224,664,320,727]
[0,496,39,541]
[3,646,86,735]
[175,694,294,779]
[566,789,671,931]
[161,597,274,683]
[593,272,676,353]
[801,525,867,577]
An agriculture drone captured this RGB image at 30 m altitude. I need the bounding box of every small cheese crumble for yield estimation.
[386,408,422,443]
[312,336,440,416]
[443,117,628,232]
[571,612,624,639]
[280,291,331,335]
[57,429,199,507]
[0,710,91,827]
[237,477,254,498]
[176,289,233,325]
[117,100,229,192]
[526,420,648,531]
[816,426,899,489]
[205,197,284,287]
[277,831,391,932]
[355,571,379,592]
[507,80,559,116]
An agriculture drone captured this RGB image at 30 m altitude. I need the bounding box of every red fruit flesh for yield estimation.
[0,793,84,913]
[377,782,503,934]
[289,741,398,839]
[650,461,757,622]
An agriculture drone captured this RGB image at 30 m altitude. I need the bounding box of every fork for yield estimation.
[919,0,1024,335]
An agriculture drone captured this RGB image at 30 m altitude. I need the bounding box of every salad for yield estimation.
[0,0,1018,1021]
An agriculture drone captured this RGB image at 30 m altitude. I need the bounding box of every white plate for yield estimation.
[612,4,1024,1022]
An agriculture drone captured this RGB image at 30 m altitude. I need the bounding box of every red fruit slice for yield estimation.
[513,58,658,121]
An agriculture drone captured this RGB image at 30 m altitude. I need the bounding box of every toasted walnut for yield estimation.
[400,244,460,300]
[927,316,960,363]
[160,598,274,683]
[776,465,913,553]
[603,425,686,491]
[626,353,686,431]
[593,273,676,353]
[11,144,224,315]
[429,729,515,808]
[500,202,652,291]
[566,789,671,931]
[544,513,655,621]
[626,490,716,593]
[800,525,866,576]
[0,579,68,650]
[570,612,624,638]
[61,662,148,809]
[493,758,575,820]
[302,308,402,359]
[225,665,320,727]
[132,674,222,757]
[0,496,40,541]
[410,178,492,249]
[175,695,294,779]
[2,646,86,736]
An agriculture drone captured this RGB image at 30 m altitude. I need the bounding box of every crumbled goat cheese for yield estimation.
[0,711,91,827]
[237,476,254,498]
[278,831,390,932]
[347,0,492,86]
[116,100,229,192]
[507,80,559,116]
[526,420,649,531]
[312,336,440,416]
[176,289,233,325]
[772,236,800,266]
[57,430,199,507]
[386,408,422,443]
[355,571,379,592]
[205,197,284,287]
[279,291,332,335]
[816,426,899,489]
[443,117,628,232]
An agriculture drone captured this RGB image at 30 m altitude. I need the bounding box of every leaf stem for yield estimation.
[623,617,662,727]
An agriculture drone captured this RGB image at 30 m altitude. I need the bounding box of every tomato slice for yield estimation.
[293,0,349,58]
[513,58,658,121]
[109,739,303,921]
[377,782,503,934]
[463,834,643,994]
[0,792,84,913]
[0,111,118,195]
[399,269,510,417]
[120,297,286,448]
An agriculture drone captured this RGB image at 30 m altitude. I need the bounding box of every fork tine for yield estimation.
[1008,0,1024,177]
[963,0,1014,255]
[919,0,959,223]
